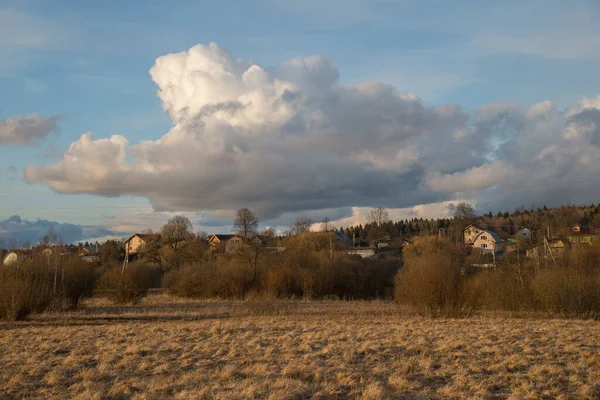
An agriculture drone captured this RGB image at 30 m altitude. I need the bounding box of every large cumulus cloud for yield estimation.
[25,42,600,218]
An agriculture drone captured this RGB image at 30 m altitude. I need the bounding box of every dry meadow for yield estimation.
[1,295,599,399]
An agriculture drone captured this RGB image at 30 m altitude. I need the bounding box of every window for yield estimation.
[481,244,488,249]
[481,236,488,240]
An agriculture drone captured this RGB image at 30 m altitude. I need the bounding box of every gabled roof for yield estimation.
[334,231,360,245]
[124,233,160,243]
[464,224,485,231]
[207,234,240,243]
[475,230,503,243]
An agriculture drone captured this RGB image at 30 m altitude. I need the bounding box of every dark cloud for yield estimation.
[0,215,117,248]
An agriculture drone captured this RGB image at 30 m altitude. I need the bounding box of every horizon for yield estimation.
[2,0,600,245]
[1,201,597,247]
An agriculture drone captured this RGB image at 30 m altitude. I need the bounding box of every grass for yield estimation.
[1,295,599,399]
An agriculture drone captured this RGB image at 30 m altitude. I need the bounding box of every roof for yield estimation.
[475,230,503,243]
[124,233,160,243]
[334,231,360,245]
[464,224,485,231]
[207,234,240,243]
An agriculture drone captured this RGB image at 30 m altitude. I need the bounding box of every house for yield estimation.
[464,225,485,244]
[567,225,597,246]
[347,249,375,258]
[334,231,360,247]
[2,249,32,266]
[526,238,568,260]
[472,230,503,254]
[207,234,246,253]
[124,233,160,255]
[3,251,18,266]
[78,245,98,257]
[515,227,533,241]
[546,238,568,258]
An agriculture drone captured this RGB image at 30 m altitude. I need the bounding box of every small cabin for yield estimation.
[2,252,18,266]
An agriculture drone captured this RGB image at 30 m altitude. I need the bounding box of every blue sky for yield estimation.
[1,0,600,244]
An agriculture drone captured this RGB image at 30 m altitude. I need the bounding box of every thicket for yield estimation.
[394,237,600,319]
[164,253,399,300]
[98,263,156,305]
[0,255,97,321]
[164,232,400,300]
[394,237,476,317]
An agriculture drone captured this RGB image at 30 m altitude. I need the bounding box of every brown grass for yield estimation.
[1,295,599,399]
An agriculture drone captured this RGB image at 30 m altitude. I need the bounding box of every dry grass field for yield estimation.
[1,295,599,399]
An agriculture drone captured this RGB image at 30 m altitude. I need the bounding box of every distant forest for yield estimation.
[342,204,600,246]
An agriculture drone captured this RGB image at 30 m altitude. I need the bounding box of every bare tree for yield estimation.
[40,226,62,247]
[261,227,276,245]
[236,236,267,283]
[321,217,331,232]
[161,216,195,269]
[452,202,477,243]
[290,217,313,236]
[233,208,259,239]
[453,202,477,220]
[367,206,390,249]
[162,216,194,251]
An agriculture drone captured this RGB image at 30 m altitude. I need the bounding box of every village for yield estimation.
[2,204,598,269]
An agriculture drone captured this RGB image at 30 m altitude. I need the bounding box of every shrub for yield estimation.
[61,257,97,309]
[531,266,600,319]
[472,269,533,312]
[165,261,247,299]
[262,266,304,299]
[394,237,476,317]
[98,264,153,305]
[0,262,54,321]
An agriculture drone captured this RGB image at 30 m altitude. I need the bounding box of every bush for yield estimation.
[472,269,533,312]
[0,262,54,321]
[531,266,600,319]
[61,257,97,309]
[98,264,153,305]
[394,237,476,317]
[262,266,304,299]
[165,261,247,299]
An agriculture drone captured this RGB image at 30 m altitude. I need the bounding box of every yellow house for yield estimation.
[2,251,18,266]
[124,233,160,255]
[207,234,245,253]
[472,230,503,254]
[464,225,485,244]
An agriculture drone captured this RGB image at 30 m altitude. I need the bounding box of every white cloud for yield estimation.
[23,42,600,219]
[0,114,59,145]
[426,161,515,193]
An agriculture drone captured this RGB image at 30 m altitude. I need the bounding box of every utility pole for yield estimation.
[329,232,333,261]
[121,245,129,276]
[544,237,557,267]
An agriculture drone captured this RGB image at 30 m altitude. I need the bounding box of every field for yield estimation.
[1,296,599,399]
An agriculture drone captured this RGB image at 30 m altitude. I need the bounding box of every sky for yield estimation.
[1,0,600,245]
